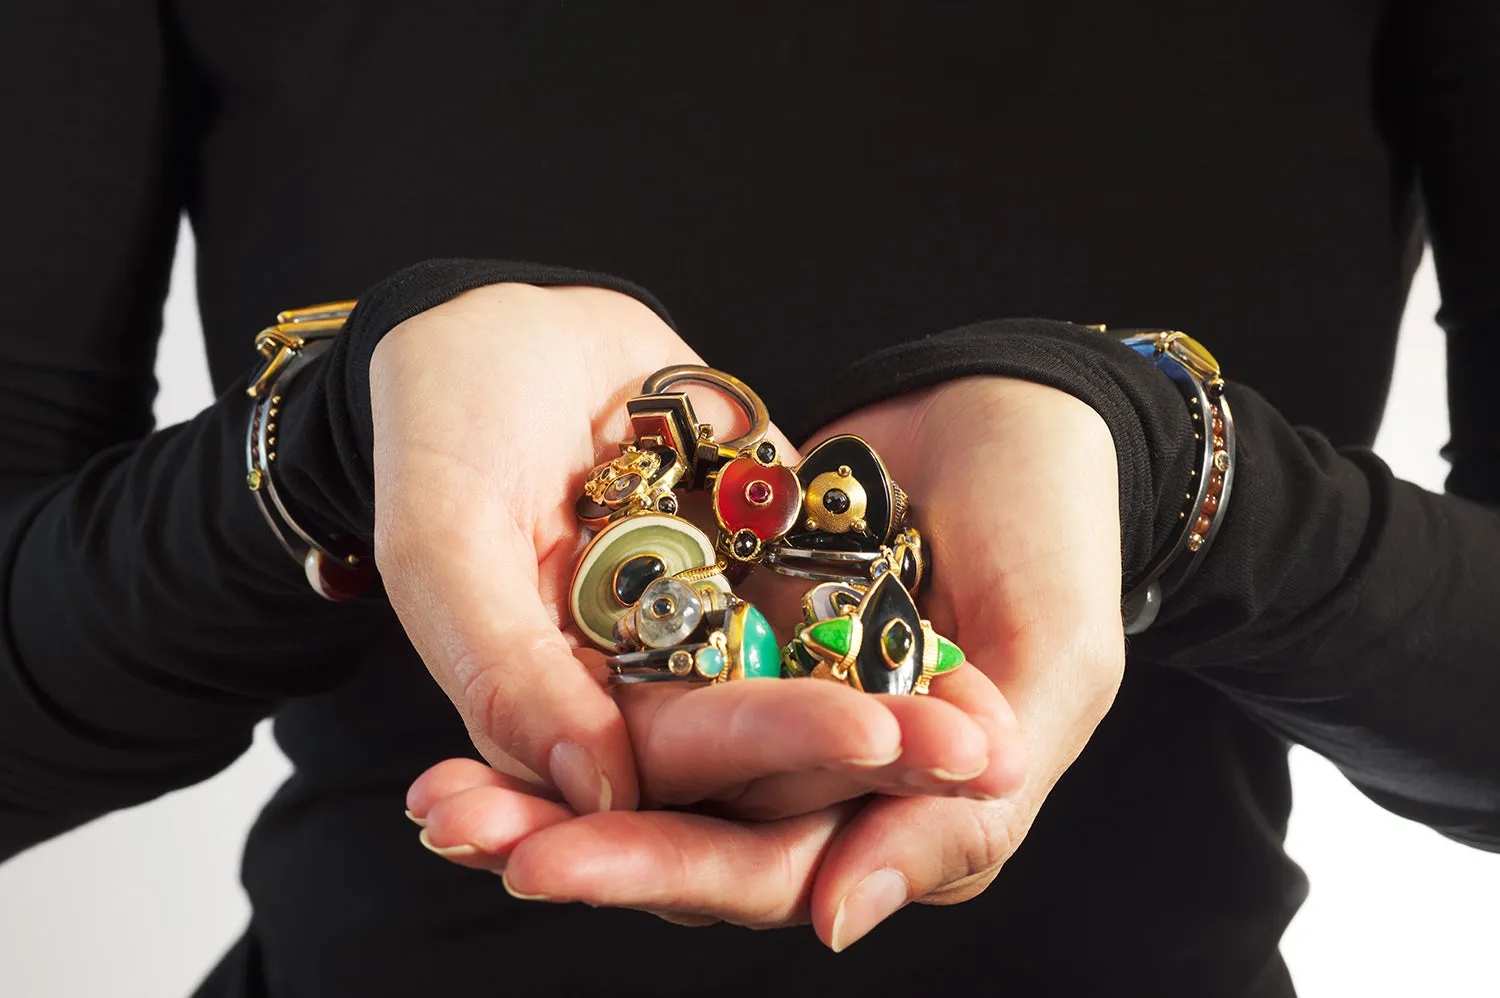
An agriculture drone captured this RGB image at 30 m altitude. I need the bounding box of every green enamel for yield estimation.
[934,635,965,673]
[738,605,781,679]
[804,616,853,657]
[780,638,817,678]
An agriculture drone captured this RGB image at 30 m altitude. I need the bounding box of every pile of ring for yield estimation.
[568,365,964,696]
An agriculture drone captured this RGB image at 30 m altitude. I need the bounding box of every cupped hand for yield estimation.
[371,287,1019,819]
[407,376,1127,950]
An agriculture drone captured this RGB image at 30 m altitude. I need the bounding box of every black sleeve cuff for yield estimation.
[274,258,671,548]
[787,318,1198,586]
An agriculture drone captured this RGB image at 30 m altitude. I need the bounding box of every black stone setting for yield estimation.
[612,554,667,606]
[755,441,778,465]
[731,529,760,560]
[899,545,920,590]
[822,488,851,514]
[852,572,924,695]
[656,494,678,515]
[795,435,893,546]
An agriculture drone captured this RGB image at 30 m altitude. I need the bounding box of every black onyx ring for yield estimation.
[765,527,925,593]
[785,435,910,550]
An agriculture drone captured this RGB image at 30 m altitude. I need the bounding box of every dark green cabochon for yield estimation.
[853,572,924,695]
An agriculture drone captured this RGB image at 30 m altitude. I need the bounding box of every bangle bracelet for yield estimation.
[245,301,373,601]
[1112,329,1236,634]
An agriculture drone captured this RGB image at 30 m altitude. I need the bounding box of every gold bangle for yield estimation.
[245,300,372,601]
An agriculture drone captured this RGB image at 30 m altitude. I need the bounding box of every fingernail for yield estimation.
[830,868,909,953]
[501,870,551,902]
[838,745,904,769]
[404,808,427,827]
[901,764,988,792]
[418,827,477,858]
[549,741,613,813]
[927,763,988,783]
[959,786,1005,801]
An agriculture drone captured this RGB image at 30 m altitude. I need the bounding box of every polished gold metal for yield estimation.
[707,628,732,683]
[639,365,771,456]
[1110,327,1235,635]
[577,446,685,528]
[802,610,864,688]
[583,448,660,506]
[887,528,925,592]
[246,302,369,600]
[804,466,868,534]
[247,299,357,399]
[672,562,729,585]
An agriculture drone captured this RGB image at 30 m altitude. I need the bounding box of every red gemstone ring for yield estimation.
[711,440,804,563]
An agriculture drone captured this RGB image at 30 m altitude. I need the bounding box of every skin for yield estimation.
[396,294,1128,952]
[369,284,1029,836]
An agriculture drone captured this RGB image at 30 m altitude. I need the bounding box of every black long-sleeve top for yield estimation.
[1,3,1497,996]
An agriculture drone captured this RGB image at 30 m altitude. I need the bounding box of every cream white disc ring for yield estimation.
[569,512,729,650]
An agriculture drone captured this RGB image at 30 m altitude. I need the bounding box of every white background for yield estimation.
[0,224,1496,996]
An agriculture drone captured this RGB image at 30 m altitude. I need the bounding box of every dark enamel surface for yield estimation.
[853,572,924,695]
[795,435,893,545]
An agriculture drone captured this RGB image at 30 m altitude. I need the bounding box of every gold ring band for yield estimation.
[638,365,771,455]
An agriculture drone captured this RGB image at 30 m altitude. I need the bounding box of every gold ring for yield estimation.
[638,365,771,455]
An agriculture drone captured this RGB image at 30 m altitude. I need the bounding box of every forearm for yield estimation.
[1132,387,1500,848]
[0,369,391,859]
[797,319,1500,847]
[0,259,669,860]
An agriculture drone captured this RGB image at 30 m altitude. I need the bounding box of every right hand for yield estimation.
[369,283,1023,817]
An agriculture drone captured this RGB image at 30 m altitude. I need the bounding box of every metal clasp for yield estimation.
[246,300,357,399]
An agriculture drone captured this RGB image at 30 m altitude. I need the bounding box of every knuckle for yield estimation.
[924,800,1024,906]
[452,645,530,756]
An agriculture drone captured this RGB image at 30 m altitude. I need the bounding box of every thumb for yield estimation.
[378,494,637,815]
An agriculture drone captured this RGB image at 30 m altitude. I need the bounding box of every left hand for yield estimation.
[407,377,1128,950]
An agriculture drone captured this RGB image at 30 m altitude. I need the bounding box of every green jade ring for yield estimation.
[782,572,964,696]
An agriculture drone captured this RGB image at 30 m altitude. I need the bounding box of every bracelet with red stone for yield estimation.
[1113,329,1236,634]
[245,319,372,602]
[1187,397,1232,553]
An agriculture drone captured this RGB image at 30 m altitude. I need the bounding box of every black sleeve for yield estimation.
[792,315,1500,852]
[1,278,663,865]
[0,6,669,861]
[779,2,1500,853]
[1406,0,1500,507]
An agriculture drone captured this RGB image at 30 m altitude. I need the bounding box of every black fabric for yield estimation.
[1,2,1498,996]
[276,259,674,546]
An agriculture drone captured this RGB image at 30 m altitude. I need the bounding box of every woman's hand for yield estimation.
[407,376,1127,949]
[370,287,1021,818]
